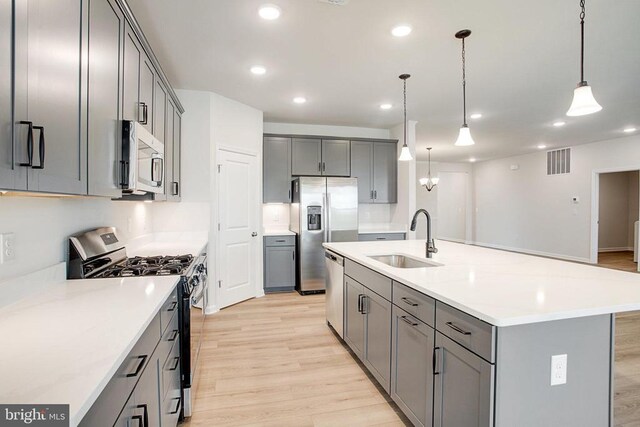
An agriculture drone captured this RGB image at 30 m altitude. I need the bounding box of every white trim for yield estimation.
[472,241,591,264]
[204,305,220,315]
[598,247,634,253]
[437,237,467,244]
[218,144,259,157]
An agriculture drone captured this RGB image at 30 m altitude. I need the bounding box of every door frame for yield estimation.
[589,166,640,265]
[212,145,263,312]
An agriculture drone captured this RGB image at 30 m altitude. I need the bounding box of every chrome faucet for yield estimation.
[410,209,438,258]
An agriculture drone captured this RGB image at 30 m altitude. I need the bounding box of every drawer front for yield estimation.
[160,287,179,333]
[393,281,435,327]
[265,235,295,246]
[435,302,495,363]
[161,387,182,427]
[158,308,180,367]
[80,313,161,427]
[345,259,392,301]
[358,233,406,242]
[162,338,181,399]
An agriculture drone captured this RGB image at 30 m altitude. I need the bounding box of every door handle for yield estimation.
[251,232,258,237]
[433,346,441,375]
[360,295,367,315]
[357,294,363,313]
[136,404,149,427]
[172,181,179,196]
[126,355,147,377]
[322,162,326,172]
[401,297,419,307]
[169,397,181,415]
[446,321,472,336]
[32,126,45,169]
[18,121,33,167]
[400,315,419,326]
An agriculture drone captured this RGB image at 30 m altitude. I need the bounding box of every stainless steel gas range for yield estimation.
[67,227,207,419]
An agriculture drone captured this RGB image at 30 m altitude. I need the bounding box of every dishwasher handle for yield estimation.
[325,251,344,266]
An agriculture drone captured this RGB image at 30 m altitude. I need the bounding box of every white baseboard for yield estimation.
[598,247,634,253]
[205,305,220,315]
[472,241,591,264]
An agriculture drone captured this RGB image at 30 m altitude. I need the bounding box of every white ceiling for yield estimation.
[128,0,640,162]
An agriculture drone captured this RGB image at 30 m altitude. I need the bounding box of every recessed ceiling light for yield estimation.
[380,103,392,110]
[391,25,412,37]
[537,144,547,149]
[623,127,637,133]
[250,66,266,75]
[293,97,307,104]
[553,121,566,127]
[259,4,281,20]
[470,113,482,119]
[469,158,477,163]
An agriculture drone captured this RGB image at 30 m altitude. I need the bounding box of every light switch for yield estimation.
[550,354,567,386]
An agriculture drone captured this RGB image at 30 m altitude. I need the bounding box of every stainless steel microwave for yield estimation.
[121,121,164,195]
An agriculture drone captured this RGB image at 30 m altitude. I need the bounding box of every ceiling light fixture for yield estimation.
[470,113,482,119]
[537,144,548,149]
[454,29,475,147]
[293,97,307,104]
[566,0,602,117]
[259,4,281,20]
[623,127,637,133]
[469,158,477,162]
[250,66,266,75]
[553,121,566,127]
[380,103,392,110]
[391,25,412,37]
[398,74,413,161]
[419,148,439,192]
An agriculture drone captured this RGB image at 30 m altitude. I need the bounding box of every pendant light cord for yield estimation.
[403,78,408,147]
[580,0,585,83]
[461,38,467,126]
[428,148,432,177]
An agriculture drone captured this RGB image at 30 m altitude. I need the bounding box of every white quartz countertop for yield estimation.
[0,275,180,426]
[323,240,640,327]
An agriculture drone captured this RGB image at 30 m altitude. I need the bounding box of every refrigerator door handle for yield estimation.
[326,193,332,243]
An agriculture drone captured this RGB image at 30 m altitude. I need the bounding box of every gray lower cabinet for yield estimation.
[0,0,18,191]
[264,236,296,292]
[344,276,366,359]
[358,233,406,242]
[362,287,391,391]
[87,0,124,198]
[391,306,435,427]
[134,351,162,427]
[350,141,397,204]
[263,136,292,203]
[433,332,494,427]
[13,0,86,195]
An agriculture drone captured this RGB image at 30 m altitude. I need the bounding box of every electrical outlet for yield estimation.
[0,233,15,263]
[550,354,568,386]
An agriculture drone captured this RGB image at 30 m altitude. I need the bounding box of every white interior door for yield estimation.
[217,149,259,308]
[436,172,467,242]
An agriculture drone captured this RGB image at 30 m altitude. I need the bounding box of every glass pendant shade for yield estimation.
[454,124,475,146]
[398,145,413,161]
[566,82,602,116]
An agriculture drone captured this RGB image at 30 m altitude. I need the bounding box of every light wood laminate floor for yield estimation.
[599,251,638,273]
[186,272,640,426]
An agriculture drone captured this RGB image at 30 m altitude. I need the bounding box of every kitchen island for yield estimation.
[323,239,640,427]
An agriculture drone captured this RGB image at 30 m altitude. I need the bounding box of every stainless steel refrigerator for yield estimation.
[290,177,358,294]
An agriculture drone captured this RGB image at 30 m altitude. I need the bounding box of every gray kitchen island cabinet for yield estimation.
[13,0,86,195]
[344,276,366,359]
[263,136,292,203]
[264,236,296,292]
[291,138,350,177]
[350,141,397,203]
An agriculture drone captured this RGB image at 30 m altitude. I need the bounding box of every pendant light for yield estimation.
[566,0,602,116]
[419,148,439,191]
[454,29,475,147]
[398,74,413,161]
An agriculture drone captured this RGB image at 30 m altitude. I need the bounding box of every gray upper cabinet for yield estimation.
[351,141,373,203]
[139,52,155,133]
[321,139,350,176]
[122,22,141,123]
[391,306,435,427]
[154,79,167,142]
[13,0,86,195]
[87,0,124,198]
[0,0,20,191]
[263,137,292,203]
[291,138,322,176]
[164,99,176,201]
[170,110,182,201]
[350,141,397,204]
[433,332,494,427]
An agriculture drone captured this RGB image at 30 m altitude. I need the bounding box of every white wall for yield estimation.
[598,171,638,251]
[390,121,417,237]
[628,171,640,248]
[0,195,152,281]
[264,122,390,139]
[473,134,640,262]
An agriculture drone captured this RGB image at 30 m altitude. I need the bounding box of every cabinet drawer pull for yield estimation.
[376,237,387,240]
[433,346,441,375]
[126,355,147,377]
[32,126,45,169]
[446,321,472,336]
[18,121,33,167]
[400,315,419,327]
[168,356,180,371]
[401,297,419,307]
[167,329,178,342]
[131,414,144,427]
[169,397,181,414]
[136,404,149,427]
[167,301,177,312]
[275,239,286,243]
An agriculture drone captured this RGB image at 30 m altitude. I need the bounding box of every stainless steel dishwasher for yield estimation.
[325,250,345,338]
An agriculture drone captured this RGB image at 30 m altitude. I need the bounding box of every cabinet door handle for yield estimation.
[357,294,363,313]
[401,297,419,307]
[318,162,322,172]
[139,102,148,125]
[433,346,441,375]
[126,355,147,377]
[361,295,367,315]
[400,315,419,326]
[322,162,326,172]
[292,250,295,261]
[168,356,180,371]
[446,321,472,336]
[288,189,291,201]
[172,181,179,196]
[136,404,149,427]
[32,126,45,169]
[167,329,178,342]
[131,414,144,427]
[18,121,33,167]
[374,190,377,199]
[370,190,374,201]
[167,301,177,312]
[169,397,181,415]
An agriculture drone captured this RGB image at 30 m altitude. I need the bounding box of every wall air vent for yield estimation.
[547,148,571,175]
[318,0,350,5]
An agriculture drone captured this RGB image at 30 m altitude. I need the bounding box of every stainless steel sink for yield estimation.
[368,254,440,269]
